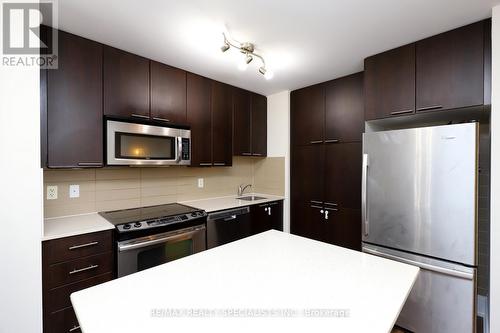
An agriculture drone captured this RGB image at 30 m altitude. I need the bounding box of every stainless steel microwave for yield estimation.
[106,120,191,166]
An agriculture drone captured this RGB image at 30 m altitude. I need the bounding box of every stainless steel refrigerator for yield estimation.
[361,123,478,333]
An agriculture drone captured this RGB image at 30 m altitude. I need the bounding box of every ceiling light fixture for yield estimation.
[221,32,273,79]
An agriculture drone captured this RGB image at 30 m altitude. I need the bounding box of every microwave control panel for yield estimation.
[182,138,190,160]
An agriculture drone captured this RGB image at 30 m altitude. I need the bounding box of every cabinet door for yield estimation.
[324,142,362,209]
[103,46,150,118]
[416,21,484,112]
[324,208,361,250]
[187,73,212,166]
[47,30,103,168]
[150,61,186,124]
[291,199,325,242]
[325,72,364,142]
[251,201,283,234]
[251,93,267,156]
[291,145,324,202]
[291,84,325,146]
[364,44,416,120]
[211,81,233,166]
[233,88,252,156]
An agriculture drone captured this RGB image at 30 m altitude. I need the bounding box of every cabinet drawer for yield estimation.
[47,273,112,313]
[48,252,113,288]
[44,231,112,264]
[46,306,81,333]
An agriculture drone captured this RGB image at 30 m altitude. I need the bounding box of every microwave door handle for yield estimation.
[176,137,182,163]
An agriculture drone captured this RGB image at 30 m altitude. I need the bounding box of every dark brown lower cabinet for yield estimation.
[43,231,114,333]
[291,142,362,250]
[251,200,283,234]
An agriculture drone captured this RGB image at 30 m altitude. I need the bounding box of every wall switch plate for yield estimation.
[47,186,58,200]
[69,184,80,198]
[197,178,204,188]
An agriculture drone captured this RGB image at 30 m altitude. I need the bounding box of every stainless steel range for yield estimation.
[99,203,207,278]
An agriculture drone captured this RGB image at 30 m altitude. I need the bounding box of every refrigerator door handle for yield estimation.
[362,153,369,236]
[363,247,474,280]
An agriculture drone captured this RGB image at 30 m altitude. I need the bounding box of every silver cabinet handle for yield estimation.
[390,109,414,115]
[268,206,272,216]
[325,207,338,212]
[310,140,323,144]
[320,209,324,214]
[241,152,252,156]
[311,205,323,209]
[131,113,149,119]
[153,117,170,122]
[77,162,102,167]
[68,241,98,250]
[324,202,337,206]
[199,163,212,166]
[324,139,339,143]
[213,162,226,166]
[310,200,323,204]
[417,105,443,112]
[362,154,369,236]
[223,215,237,221]
[324,210,329,220]
[69,325,81,332]
[252,153,263,156]
[69,264,98,275]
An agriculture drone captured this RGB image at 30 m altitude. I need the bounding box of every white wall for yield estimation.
[267,91,290,232]
[490,6,500,333]
[0,44,43,333]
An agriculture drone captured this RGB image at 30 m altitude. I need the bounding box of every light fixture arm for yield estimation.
[222,33,266,69]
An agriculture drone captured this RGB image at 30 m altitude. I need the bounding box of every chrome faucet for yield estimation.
[238,184,252,196]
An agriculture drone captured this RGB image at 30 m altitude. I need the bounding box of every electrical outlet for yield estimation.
[47,186,58,200]
[197,178,204,188]
[69,184,80,198]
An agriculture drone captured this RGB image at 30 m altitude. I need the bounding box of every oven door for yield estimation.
[117,225,206,278]
[107,120,191,166]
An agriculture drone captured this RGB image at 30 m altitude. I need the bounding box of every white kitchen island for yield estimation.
[71,230,418,333]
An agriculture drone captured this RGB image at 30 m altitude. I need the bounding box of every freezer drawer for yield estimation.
[362,123,478,265]
[363,244,476,333]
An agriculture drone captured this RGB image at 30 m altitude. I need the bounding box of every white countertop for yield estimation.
[71,230,419,333]
[43,213,114,241]
[181,193,284,213]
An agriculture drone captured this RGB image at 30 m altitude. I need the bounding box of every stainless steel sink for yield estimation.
[237,195,267,201]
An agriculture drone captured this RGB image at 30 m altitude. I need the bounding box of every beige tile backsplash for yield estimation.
[44,157,285,218]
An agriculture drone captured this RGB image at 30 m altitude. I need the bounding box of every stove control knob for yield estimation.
[123,224,131,230]
[191,213,197,217]
[134,222,142,228]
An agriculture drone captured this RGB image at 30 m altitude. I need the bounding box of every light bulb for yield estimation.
[264,70,274,80]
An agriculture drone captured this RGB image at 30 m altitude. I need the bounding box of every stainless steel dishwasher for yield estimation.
[206,207,251,249]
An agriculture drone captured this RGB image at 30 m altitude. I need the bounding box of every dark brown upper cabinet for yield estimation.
[103,46,150,119]
[150,61,187,124]
[232,89,268,157]
[46,30,103,168]
[325,72,364,142]
[187,73,212,166]
[416,21,485,112]
[251,93,267,156]
[233,88,252,155]
[364,44,416,120]
[211,81,233,166]
[290,84,325,146]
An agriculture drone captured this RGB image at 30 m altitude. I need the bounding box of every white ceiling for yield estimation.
[57,0,499,96]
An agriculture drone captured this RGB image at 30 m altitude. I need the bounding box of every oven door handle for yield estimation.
[118,227,204,252]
